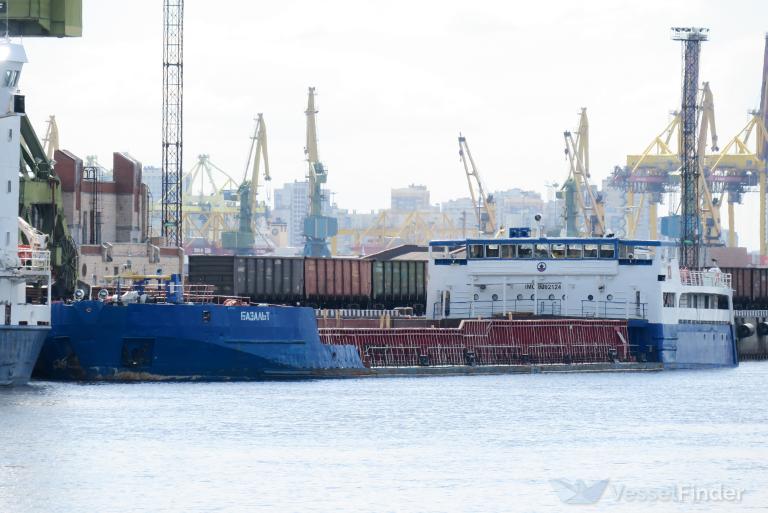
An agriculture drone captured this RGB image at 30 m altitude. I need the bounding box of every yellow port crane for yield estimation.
[705,112,767,249]
[241,113,271,234]
[458,134,498,237]
[696,82,723,244]
[179,155,240,246]
[41,115,59,160]
[563,108,606,237]
[621,83,722,242]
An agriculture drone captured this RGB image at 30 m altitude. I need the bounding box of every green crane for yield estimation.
[302,87,337,257]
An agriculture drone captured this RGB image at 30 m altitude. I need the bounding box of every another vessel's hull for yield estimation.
[34,301,367,381]
[0,325,49,385]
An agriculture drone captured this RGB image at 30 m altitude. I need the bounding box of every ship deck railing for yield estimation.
[89,283,240,304]
[680,269,732,288]
[434,299,647,320]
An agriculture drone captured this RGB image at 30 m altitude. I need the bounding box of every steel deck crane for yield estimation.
[563,108,606,237]
[458,134,498,237]
[303,87,337,257]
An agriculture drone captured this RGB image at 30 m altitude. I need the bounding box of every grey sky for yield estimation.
[18,0,768,250]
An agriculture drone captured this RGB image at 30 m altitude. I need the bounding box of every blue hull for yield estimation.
[0,325,49,386]
[34,301,367,381]
[628,321,738,369]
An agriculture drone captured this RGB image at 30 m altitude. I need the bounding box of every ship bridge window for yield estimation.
[534,243,550,259]
[3,70,18,88]
[469,244,484,259]
[599,244,616,259]
[663,292,676,307]
[583,244,598,258]
[517,244,533,259]
[485,244,500,258]
[430,246,447,258]
[619,244,655,260]
[501,244,515,258]
[566,244,583,258]
[679,293,730,310]
[550,243,566,259]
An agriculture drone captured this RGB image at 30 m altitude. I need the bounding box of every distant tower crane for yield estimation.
[42,115,59,160]
[241,113,271,234]
[696,82,722,245]
[458,134,498,237]
[562,108,606,237]
[303,87,338,257]
[162,0,184,247]
[672,26,708,268]
[760,33,768,256]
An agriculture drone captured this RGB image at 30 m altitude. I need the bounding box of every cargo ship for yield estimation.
[426,233,738,368]
[0,39,53,385]
[33,231,736,381]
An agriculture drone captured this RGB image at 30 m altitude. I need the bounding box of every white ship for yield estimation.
[0,39,51,385]
[427,233,737,368]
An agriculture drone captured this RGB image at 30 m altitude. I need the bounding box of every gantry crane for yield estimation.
[562,108,606,237]
[705,113,766,248]
[180,155,239,246]
[617,113,679,239]
[614,83,723,243]
[458,134,498,237]
[303,87,338,257]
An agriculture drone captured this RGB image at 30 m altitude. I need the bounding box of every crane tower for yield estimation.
[458,134,498,237]
[162,0,184,246]
[303,87,338,257]
[672,26,708,268]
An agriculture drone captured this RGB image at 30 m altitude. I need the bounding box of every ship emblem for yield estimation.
[537,262,547,272]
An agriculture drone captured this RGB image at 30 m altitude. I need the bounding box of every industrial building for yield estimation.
[53,150,183,287]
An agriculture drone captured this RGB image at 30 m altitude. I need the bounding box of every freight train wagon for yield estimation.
[188,256,427,314]
[722,267,768,310]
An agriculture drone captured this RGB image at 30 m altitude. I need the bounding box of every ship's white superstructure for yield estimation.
[0,39,51,385]
[427,235,737,368]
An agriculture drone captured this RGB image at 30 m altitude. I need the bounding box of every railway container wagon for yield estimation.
[188,256,304,304]
[723,267,768,310]
[188,255,427,312]
[187,256,237,296]
[234,256,304,304]
[304,258,372,308]
[371,260,427,314]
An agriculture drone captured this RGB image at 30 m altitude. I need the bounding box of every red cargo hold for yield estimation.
[319,318,632,367]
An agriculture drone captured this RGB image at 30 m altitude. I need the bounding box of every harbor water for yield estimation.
[1,365,767,513]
